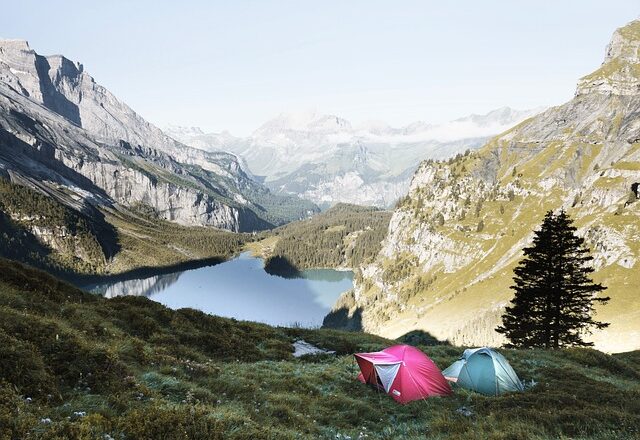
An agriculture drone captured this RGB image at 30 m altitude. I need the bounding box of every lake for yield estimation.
[81,252,354,327]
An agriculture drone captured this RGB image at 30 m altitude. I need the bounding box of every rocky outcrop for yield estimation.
[576,21,640,96]
[347,19,640,353]
[0,40,316,232]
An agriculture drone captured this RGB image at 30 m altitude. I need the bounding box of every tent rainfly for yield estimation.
[354,344,451,403]
[442,347,524,396]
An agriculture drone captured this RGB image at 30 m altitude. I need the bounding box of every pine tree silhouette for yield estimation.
[497,210,609,348]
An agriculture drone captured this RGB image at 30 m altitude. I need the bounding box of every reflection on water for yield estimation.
[81,252,353,327]
[87,272,183,298]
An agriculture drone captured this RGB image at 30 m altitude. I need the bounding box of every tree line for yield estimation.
[264,203,392,270]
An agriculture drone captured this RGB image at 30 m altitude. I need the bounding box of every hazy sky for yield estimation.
[1,1,638,135]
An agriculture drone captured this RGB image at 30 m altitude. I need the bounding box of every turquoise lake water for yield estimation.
[83,252,353,327]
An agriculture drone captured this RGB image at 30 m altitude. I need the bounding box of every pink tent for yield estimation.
[354,344,451,403]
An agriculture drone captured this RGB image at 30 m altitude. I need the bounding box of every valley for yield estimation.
[0,7,639,440]
[0,21,637,353]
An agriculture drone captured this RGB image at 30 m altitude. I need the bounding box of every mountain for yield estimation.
[167,107,540,208]
[0,39,317,239]
[326,19,640,353]
[163,125,242,155]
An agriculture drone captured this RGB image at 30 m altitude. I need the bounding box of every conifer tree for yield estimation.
[496,210,609,348]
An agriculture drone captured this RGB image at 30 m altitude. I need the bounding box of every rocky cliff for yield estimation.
[335,19,640,353]
[0,40,316,233]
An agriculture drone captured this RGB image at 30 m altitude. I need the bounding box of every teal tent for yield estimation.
[442,347,523,396]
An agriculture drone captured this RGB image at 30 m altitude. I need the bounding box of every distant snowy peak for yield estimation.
[455,106,543,126]
[356,107,541,144]
[354,120,394,136]
[387,106,544,143]
[252,106,543,143]
[253,111,352,137]
[400,107,540,133]
[164,125,240,151]
[166,106,545,208]
[170,106,543,151]
[165,125,206,137]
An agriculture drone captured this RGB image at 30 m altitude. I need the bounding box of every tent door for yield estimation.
[373,362,402,393]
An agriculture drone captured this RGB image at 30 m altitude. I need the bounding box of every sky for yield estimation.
[1,1,638,136]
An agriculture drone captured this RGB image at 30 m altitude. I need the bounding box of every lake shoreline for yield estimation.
[74,251,355,290]
[71,255,228,289]
[80,251,354,328]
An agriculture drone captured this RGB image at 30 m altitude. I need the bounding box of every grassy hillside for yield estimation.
[248,203,392,272]
[0,258,639,439]
[0,177,118,275]
[0,177,251,278]
[101,206,250,275]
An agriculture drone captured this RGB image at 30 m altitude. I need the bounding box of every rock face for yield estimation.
[0,40,317,232]
[337,19,640,353]
[167,108,540,208]
[576,22,640,96]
